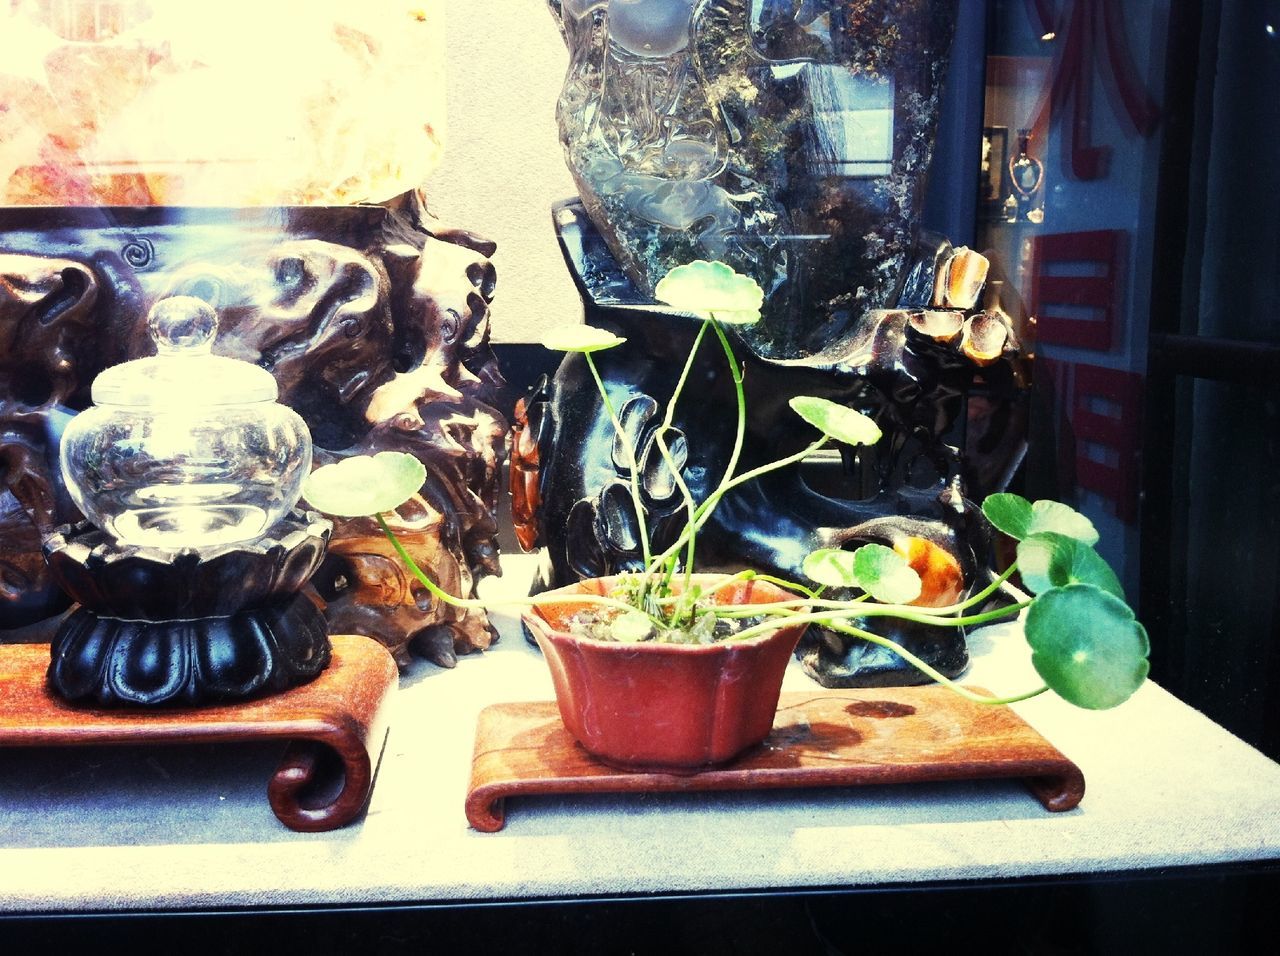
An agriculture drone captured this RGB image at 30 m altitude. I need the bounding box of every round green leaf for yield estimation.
[301,452,426,518]
[803,548,860,589]
[1024,584,1150,709]
[1028,500,1099,545]
[653,260,764,325]
[541,324,626,353]
[852,543,922,605]
[982,494,1099,545]
[982,493,1033,539]
[789,397,882,447]
[1017,533,1124,599]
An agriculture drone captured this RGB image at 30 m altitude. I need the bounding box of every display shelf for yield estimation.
[1,556,1278,914]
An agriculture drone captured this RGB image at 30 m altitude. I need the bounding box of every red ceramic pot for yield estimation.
[523,574,807,773]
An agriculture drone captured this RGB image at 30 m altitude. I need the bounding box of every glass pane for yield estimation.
[978,0,1168,598]
[1167,376,1280,754]
[980,0,1280,756]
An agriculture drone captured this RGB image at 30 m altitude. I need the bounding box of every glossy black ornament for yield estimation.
[43,512,332,707]
[514,203,1030,687]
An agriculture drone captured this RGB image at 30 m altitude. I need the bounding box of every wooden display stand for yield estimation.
[0,635,397,832]
[466,686,1085,832]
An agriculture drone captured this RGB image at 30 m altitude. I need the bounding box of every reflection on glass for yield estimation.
[806,68,895,177]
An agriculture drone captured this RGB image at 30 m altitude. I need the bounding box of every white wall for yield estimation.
[425,0,581,343]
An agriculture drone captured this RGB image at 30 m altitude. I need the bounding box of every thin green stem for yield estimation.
[749,573,820,599]
[822,620,1050,706]
[713,561,1030,622]
[697,436,829,515]
[855,600,1032,627]
[949,560,1022,614]
[584,351,654,583]
[709,599,833,616]
[654,321,709,601]
[726,599,1030,641]
[376,515,661,624]
[678,316,748,594]
[648,436,831,577]
[644,315,751,585]
[710,316,748,502]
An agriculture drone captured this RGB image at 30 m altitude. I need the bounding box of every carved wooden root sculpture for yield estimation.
[0,254,96,628]
[0,198,507,667]
[312,213,508,667]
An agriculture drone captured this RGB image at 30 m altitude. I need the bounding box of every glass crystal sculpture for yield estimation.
[549,0,958,357]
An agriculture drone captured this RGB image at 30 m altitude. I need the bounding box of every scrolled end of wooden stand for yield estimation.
[0,635,398,833]
[1025,768,1087,812]
[463,787,508,834]
[269,736,378,834]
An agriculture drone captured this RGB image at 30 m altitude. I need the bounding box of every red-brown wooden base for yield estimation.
[0,635,397,832]
[466,686,1085,832]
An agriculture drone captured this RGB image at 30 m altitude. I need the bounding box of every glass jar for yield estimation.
[60,296,312,550]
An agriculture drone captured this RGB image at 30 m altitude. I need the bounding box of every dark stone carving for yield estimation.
[513,202,1030,687]
[0,197,507,667]
[43,514,332,707]
[529,1,1029,687]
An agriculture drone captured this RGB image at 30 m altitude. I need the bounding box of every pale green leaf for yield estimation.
[302,452,425,518]
[654,260,764,325]
[1017,533,1123,599]
[852,543,922,605]
[1029,500,1099,545]
[803,549,860,589]
[789,397,881,446]
[541,324,626,353]
[983,494,1099,545]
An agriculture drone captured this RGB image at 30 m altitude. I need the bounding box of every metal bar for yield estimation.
[1148,333,1280,383]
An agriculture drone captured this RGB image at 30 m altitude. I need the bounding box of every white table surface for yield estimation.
[2,554,1278,914]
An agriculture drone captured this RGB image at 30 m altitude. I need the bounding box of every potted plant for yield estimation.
[302,262,1149,773]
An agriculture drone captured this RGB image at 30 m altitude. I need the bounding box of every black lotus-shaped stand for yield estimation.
[42,512,332,707]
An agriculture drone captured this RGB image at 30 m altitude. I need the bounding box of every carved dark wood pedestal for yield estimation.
[43,514,334,707]
[466,686,1085,832]
[0,634,397,832]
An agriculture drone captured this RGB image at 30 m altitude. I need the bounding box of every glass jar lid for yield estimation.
[92,296,278,407]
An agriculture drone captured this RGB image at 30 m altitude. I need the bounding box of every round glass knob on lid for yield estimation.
[90,296,279,407]
[61,296,314,551]
[151,294,218,352]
